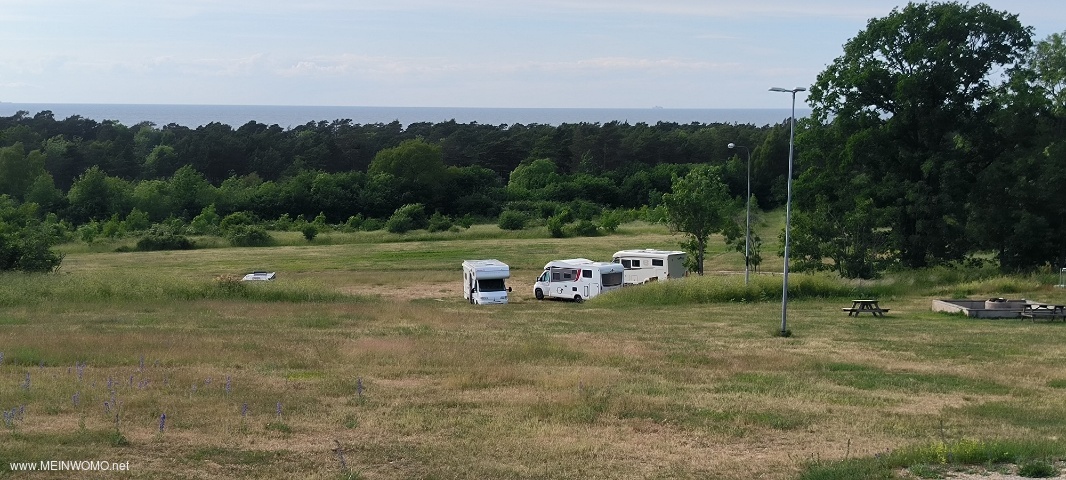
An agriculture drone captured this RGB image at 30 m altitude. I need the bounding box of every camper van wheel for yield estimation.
[534,288,544,300]
[573,295,583,303]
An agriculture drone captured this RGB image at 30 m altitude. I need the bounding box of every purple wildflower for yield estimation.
[225,376,232,395]
[241,403,248,417]
[276,402,282,418]
[159,413,166,432]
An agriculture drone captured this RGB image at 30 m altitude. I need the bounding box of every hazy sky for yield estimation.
[1,1,1062,109]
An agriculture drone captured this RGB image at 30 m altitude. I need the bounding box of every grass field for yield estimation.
[2,222,1065,479]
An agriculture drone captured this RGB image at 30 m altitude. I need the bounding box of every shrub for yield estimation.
[220,211,255,233]
[225,225,274,247]
[301,224,319,241]
[547,215,566,238]
[1018,460,1058,478]
[427,212,453,233]
[362,218,384,231]
[564,219,600,237]
[599,209,624,233]
[386,203,429,233]
[136,225,196,251]
[497,210,526,230]
[343,214,365,232]
[6,230,65,272]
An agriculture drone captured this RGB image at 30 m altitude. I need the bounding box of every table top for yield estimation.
[852,300,878,303]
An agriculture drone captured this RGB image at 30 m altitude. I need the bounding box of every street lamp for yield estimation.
[727,142,751,286]
[769,86,806,337]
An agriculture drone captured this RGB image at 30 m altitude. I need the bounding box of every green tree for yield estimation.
[66,166,134,223]
[0,197,64,272]
[1029,30,1066,113]
[369,139,447,206]
[801,1,1033,271]
[661,165,736,275]
[0,144,47,199]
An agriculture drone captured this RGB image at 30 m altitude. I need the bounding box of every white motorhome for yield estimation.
[612,249,687,285]
[533,258,624,302]
[462,259,511,305]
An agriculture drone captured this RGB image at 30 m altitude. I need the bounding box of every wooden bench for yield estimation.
[842,307,890,315]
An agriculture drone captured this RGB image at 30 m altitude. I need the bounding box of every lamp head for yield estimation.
[727,143,736,149]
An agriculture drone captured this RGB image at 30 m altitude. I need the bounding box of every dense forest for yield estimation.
[0,112,789,223]
[2,2,1065,278]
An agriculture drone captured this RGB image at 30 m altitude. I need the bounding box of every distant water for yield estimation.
[0,103,809,129]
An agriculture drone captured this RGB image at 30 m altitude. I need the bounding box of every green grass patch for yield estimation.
[800,438,1066,480]
[818,362,1011,395]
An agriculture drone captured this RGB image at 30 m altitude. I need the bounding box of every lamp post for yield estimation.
[769,86,805,337]
[727,142,751,286]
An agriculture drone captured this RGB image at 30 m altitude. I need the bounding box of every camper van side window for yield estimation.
[632,259,641,268]
[582,270,593,278]
[652,259,664,266]
[621,259,632,269]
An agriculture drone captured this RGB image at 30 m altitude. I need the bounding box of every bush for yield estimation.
[5,230,65,272]
[135,225,195,251]
[497,210,526,230]
[225,225,274,247]
[564,219,600,237]
[427,212,453,233]
[301,224,318,241]
[362,218,384,231]
[1018,460,1058,478]
[386,203,429,233]
[547,215,566,238]
[599,209,624,233]
[343,214,364,232]
[220,211,255,233]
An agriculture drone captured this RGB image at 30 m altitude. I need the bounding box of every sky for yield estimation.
[0,1,1062,109]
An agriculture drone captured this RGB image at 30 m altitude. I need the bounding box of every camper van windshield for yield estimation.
[478,279,507,292]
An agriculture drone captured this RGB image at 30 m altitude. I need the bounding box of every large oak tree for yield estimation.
[797,1,1033,274]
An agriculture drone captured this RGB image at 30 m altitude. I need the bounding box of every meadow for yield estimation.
[2,221,1065,479]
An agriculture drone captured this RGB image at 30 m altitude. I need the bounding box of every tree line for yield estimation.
[2,1,1065,278]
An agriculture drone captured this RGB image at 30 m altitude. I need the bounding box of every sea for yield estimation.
[0,103,810,129]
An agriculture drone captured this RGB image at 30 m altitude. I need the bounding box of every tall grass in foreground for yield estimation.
[599,266,1062,307]
[598,273,884,306]
[0,272,363,307]
[800,438,1065,479]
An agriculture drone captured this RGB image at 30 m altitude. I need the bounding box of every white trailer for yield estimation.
[462,259,511,305]
[612,249,687,285]
[533,258,624,302]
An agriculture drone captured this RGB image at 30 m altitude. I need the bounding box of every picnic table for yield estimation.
[843,299,889,317]
[1021,303,1065,321]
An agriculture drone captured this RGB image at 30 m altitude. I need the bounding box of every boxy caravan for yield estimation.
[533,258,624,302]
[612,249,687,285]
[462,259,511,305]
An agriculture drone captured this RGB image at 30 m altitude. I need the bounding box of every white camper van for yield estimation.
[533,258,624,302]
[462,259,511,305]
[612,249,687,285]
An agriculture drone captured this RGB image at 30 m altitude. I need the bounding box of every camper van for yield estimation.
[533,258,624,302]
[462,259,511,305]
[612,249,687,285]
